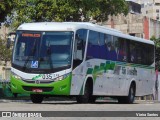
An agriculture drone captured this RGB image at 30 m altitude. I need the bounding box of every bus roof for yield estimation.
[17,22,154,45]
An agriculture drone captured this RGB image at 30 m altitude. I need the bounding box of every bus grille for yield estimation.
[22,79,54,84]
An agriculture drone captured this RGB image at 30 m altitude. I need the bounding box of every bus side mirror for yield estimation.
[7,37,11,49]
[7,32,16,49]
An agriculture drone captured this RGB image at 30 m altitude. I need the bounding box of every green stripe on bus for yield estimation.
[86,60,154,77]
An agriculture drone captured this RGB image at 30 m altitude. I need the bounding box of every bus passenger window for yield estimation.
[130,43,136,63]
[86,30,99,59]
[117,38,127,62]
[105,35,117,61]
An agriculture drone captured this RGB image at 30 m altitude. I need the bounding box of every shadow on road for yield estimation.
[25,100,139,105]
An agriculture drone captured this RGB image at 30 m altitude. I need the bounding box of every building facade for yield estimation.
[141,0,160,20]
[104,1,160,40]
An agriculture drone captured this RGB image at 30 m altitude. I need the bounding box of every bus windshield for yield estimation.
[12,31,73,73]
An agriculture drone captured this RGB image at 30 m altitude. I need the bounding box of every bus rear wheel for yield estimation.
[118,84,135,104]
[30,94,44,103]
[126,84,135,104]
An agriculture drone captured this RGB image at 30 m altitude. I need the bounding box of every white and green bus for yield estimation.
[10,22,155,103]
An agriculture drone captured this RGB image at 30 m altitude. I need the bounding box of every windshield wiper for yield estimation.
[23,39,37,71]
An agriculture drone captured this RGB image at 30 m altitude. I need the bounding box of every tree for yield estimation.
[88,0,129,22]
[0,38,12,65]
[0,0,12,65]
[0,0,128,64]
[10,0,128,30]
[0,0,13,22]
[150,36,160,70]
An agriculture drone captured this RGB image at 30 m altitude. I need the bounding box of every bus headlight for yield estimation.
[11,72,22,80]
[54,73,70,82]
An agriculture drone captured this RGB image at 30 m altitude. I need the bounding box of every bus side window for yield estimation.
[75,34,83,60]
[105,34,117,61]
[141,43,147,65]
[86,30,99,59]
[130,42,136,63]
[117,38,127,62]
[73,29,87,68]
[136,44,142,64]
[147,44,154,65]
[99,33,106,59]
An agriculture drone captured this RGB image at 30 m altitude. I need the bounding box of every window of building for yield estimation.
[156,9,159,13]
[155,3,160,6]
[156,14,159,20]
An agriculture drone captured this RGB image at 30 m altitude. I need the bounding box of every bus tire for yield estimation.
[76,81,94,103]
[125,84,135,104]
[30,94,44,103]
[118,84,135,104]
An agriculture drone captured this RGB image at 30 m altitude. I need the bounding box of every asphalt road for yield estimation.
[0,99,160,120]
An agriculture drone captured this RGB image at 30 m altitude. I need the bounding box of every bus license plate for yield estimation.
[32,88,43,93]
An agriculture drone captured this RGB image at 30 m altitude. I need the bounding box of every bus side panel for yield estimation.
[71,59,155,97]
[132,66,155,96]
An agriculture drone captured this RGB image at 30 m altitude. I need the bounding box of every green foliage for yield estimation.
[151,36,160,48]
[0,0,12,63]
[90,0,129,21]
[150,36,160,70]
[0,38,12,64]
[0,0,13,22]
[10,0,128,30]
[0,0,128,62]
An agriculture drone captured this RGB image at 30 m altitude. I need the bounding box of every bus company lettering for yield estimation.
[127,68,137,75]
[122,66,126,75]
[114,66,121,75]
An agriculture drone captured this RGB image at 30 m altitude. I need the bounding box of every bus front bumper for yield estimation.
[10,75,71,95]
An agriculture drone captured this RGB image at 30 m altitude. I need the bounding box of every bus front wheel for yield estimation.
[30,94,44,103]
[76,81,95,103]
